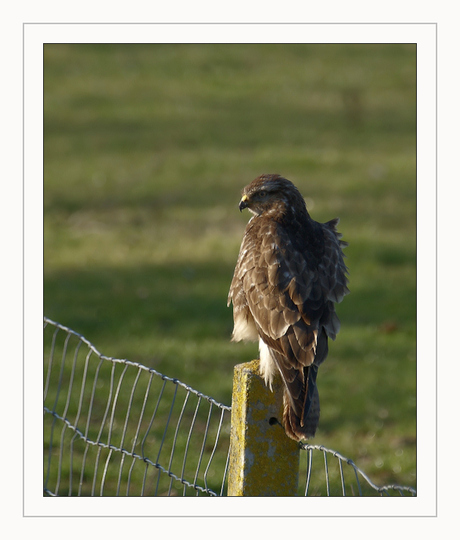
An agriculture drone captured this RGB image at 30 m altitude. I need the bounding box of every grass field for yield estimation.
[44,43,416,492]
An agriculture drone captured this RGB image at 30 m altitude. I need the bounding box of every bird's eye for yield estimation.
[259,190,267,198]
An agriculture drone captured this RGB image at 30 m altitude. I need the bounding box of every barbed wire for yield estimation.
[43,317,415,497]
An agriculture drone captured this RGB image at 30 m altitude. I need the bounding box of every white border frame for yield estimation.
[24,23,436,517]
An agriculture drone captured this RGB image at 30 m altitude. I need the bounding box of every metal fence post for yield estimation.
[227,359,300,496]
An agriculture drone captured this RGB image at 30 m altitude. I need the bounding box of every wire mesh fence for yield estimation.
[43,317,415,497]
[44,318,231,496]
[298,444,415,496]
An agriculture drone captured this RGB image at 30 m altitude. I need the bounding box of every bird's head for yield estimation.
[238,174,307,217]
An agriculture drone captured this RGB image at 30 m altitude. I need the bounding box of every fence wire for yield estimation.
[43,317,415,497]
[44,317,231,496]
[299,444,415,497]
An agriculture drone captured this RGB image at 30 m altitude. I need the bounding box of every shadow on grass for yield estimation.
[45,261,234,342]
[44,260,242,403]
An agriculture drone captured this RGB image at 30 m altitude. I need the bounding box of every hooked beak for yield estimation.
[239,194,249,212]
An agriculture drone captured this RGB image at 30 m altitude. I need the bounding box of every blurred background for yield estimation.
[44,43,416,488]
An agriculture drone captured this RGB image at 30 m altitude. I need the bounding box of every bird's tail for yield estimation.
[282,364,320,441]
[274,329,329,441]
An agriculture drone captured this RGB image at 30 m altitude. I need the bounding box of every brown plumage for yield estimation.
[228,174,349,441]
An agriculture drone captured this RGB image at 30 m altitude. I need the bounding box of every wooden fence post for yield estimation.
[227,359,300,496]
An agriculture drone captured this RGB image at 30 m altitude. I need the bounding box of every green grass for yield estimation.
[44,43,416,493]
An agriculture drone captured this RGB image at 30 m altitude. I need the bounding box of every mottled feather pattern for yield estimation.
[228,174,349,441]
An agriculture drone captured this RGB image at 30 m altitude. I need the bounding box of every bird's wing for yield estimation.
[229,216,348,425]
[321,218,350,307]
[235,217,348,362]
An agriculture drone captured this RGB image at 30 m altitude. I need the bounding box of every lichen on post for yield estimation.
[227,359,300,496]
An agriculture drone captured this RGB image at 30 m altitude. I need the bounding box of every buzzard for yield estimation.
[228,174,349,441]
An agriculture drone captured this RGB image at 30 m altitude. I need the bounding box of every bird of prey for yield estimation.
[228,174,349,441]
